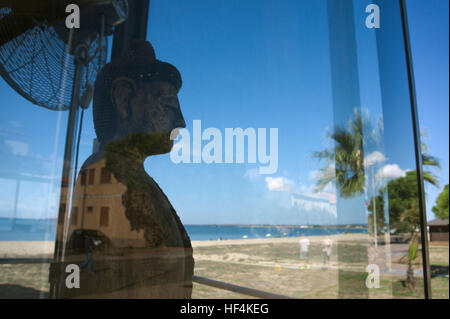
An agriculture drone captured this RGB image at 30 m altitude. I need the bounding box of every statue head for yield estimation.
[93,40,185,156]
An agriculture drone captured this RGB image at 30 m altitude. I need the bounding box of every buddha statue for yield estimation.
[54,40,194,298]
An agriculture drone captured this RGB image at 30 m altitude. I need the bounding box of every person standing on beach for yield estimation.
[299,235,310,261]
[322,237,332,264]
[80,234,95,274]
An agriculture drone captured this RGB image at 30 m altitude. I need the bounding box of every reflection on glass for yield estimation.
[50,40,194,298]
[0,0,445,300]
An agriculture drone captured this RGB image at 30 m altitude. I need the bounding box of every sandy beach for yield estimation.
[0,241,55,258]
[0,233,448,299]
[0,233,368,257]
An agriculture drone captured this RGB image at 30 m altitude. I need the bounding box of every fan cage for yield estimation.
[0,6,107,111]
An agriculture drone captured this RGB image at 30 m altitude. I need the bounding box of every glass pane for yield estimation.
[0,0,434,299]
[0,0,110,298]
[142,0,428,298]
[0,3,71,297]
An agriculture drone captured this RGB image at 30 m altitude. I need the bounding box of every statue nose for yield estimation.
[174,111,186,129]
[161,94,186,129]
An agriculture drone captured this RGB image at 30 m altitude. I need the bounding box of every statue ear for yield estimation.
[111,77,136,120]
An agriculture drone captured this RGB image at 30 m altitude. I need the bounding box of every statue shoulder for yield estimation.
[151,180,192,248]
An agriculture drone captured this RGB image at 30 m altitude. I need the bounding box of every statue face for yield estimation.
[112,79,186,154]
[130,81,186,134]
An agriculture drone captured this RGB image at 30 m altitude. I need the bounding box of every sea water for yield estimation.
[0,218,367,241]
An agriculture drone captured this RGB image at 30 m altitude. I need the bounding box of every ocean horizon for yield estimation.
[0,217,368,241]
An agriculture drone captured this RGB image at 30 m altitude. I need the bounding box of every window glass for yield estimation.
[142,0,428,298]
[0,0,441,299]
[0,33,69,299]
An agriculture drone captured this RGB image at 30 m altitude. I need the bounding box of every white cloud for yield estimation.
[364,151,387,167]
[265,177,294,192]
[294,191,336,204]
[376,164,406,180]
[291,195,337,217]
[308,170,317,181]
[308,165,335,182]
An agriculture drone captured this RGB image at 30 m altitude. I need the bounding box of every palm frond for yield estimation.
[422,154,441,169]
[423,170,440,188]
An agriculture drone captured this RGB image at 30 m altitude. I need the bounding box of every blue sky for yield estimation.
[0,0,448,226]
[407,0,449,221]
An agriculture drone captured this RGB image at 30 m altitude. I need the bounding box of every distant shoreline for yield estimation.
[0,223,368,242]
[184,224,367,228]
[0,217,368,228]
